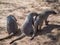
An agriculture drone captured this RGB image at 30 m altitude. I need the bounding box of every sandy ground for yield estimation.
[0,0,60,45]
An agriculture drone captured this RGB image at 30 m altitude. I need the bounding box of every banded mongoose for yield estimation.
[7,15,18,34]
[10,12,38,44]
[31,10,57,40]
[0,15,18,40]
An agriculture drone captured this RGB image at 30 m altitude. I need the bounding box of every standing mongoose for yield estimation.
[0,15,18,40]
[10,12,38,44]
[31,10,57,40]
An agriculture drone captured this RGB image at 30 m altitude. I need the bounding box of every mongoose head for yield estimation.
[29,12,38,16]
[44,10,57,15]
[7,15,17,21]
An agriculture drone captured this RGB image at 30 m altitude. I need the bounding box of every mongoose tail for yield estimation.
[10,34,25,44]
[0,33,16,41]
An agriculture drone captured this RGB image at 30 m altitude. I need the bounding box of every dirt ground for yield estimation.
[0,0,60,45]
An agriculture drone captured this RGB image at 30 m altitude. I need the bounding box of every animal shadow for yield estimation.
[37,24,60,41]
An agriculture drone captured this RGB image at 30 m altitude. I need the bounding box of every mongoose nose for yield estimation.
[53,11,57,14]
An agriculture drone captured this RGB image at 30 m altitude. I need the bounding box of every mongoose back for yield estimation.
[31,10,57,40]
[0,15,18,40]
[10,12,38,44]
